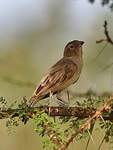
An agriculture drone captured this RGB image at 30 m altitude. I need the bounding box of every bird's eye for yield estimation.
[70,45,74,48]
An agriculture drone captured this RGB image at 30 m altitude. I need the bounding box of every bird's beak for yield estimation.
[80,41,84,45]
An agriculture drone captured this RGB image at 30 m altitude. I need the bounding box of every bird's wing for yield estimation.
[33,57,77,98]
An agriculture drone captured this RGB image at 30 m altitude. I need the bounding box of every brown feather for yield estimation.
[33,58,77,99]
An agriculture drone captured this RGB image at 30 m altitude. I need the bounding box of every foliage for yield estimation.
[1,94,113,150]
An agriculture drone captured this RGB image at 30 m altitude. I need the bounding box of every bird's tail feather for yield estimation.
[28,95,41,107]
[28,91,57,107]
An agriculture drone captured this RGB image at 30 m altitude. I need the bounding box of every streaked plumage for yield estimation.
[29,40,84,106]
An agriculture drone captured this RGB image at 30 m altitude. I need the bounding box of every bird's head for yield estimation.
[64,40,84,57]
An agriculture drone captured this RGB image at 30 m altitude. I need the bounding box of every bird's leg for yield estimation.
[49,91,53,114]
[56,92,69,107]
[49,91,56,122]
[67,90,70,103]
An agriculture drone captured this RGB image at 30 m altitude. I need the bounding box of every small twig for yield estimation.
[97,136,105,150]
[43,123,63,147]
[87,129,96,148]
[85,120,95,150]
[104,20,113,45]
[96,39,106,43]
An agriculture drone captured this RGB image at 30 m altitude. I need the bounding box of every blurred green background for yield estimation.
[0,0,113,150]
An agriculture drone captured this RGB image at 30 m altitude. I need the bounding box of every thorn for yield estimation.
[100,115,106,125]
[87,129,96,148]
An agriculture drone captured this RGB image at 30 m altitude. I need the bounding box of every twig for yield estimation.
[97,136,105,150]
[96,20,113,45]
[104,20,113,45]
[87,129,96,148]
[85,120,95,150]
[43,123,63,147]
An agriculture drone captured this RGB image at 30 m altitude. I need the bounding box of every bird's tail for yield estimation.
[28,95,41,107]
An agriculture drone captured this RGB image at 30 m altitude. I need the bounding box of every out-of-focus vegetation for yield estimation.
[89,0,113,10]
[0,0,113,150]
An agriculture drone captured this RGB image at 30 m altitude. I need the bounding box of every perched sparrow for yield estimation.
[29,40,84,106]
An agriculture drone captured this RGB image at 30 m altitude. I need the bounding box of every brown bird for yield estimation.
[29,40,84,107]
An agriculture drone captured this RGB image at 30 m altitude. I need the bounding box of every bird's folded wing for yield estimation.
[34,58,77,97]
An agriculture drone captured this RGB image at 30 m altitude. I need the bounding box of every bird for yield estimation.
[29,40,84,107]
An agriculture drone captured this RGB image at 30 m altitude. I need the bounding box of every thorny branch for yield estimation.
[0,106,113,121]
[0,91,111,120]
[0,106,95,119]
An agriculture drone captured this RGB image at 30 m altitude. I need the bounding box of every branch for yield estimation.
[96,20,113,45]
[0,91,111,120]
[0,106,95,119]
[104,20,113,45]
[0,106,113,121]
